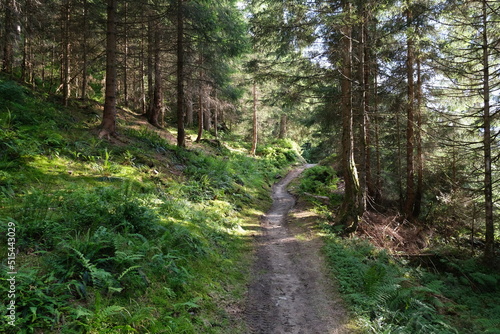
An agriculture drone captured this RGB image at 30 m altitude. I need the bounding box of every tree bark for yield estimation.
[358,8,368,212]
[337,0,362,233]
[61,0,71,106]
[147,13,154,117]
[279,113,287,139]
[250,81,258,155]
[214,91,218,139]
[195,71,204,143]
[2,0,15,73]
[80,0,89,100]
[176,0,186,147]
[404,7,416,219]
[99,0,118,138]
[363,10,374,201]
[148,21,163,127]
[122,2,129,106]
[413,55,424,218]
[481,0,494,262]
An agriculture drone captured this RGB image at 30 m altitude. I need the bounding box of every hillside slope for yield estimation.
[0,77,302,333]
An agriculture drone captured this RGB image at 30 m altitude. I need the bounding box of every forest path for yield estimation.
[245,165,348,334]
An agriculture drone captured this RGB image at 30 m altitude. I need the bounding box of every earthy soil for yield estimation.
[245,165,348,334]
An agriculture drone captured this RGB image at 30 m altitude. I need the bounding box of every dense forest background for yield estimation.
[1,0,500,333]
[3,0,496,257]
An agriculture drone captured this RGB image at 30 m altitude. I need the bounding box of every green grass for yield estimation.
[0,77,302,333]
[322,235,500,333]
[292,164,500,334]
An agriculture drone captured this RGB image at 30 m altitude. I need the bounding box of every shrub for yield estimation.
[256,139,303,167]
[323,236,459,333]
[299,165,338,196]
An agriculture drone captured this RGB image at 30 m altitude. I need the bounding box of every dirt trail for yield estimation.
[245,165,348,334]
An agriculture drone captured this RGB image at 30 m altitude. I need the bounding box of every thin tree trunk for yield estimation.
[81,0,88,100]
[404,7,416,219]
[195,73,204,143]
[413,55,424,218]
[187,98,194,126]
[396,102,403,210]
[250,81,258,156]
[374,64,382,202]
[214,91,218,139]
[2,0,14,73]
[147,13,154,117]
[363,12,374,201]
[148,21,162,127]
[123,2,129,106]
[358,10,368,212]
[99,0,118,138]
[482,0,494,261]
[176,0,186,147]
[279,113,287,139]
[338,0,361,233]
[140,19,146,114]
[61,0,71,106]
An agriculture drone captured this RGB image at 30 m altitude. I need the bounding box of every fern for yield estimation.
[70,247,121,294]
[118,265,141,281]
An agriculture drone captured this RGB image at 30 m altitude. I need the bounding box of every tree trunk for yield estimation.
[140,19,146,114]
[374,63,382,202]
[176,0,186,147]
[195,76,204,143]
[99,0,118,138]
[81,0,88,100]
[2,0,15,73]
[61,0,71,106]
[278,113,287,139]
[250,81,258,156]
[481,0,494,262]
[186,98,194,126]
[204,93,211,131]
[214,91,218,139]
[396,101,403,210]
[404,7,416,219]
[358,9,368,212]
[363,11,374,201]
[413,55,424,218]
[148,21,162,127]
[122,2,129,106]
[337,0,362,233]
[147,13,154,117]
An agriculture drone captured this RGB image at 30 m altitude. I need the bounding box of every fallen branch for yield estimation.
[303,192,330,204]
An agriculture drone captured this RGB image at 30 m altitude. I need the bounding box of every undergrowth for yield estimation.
[295,163,500,333]
[0,78,301,333]
[323,236,500,333]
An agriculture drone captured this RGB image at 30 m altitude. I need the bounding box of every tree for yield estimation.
[403,3,416,219]
[176,0,186,147]
[2,0,17,73]
[437,0,500,261]
[337,0,362,232]
[250,80,258,155]
[99,0,118,138]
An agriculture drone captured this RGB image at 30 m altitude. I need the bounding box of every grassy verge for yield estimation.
[0,78,302,333]
[295,166,500,334]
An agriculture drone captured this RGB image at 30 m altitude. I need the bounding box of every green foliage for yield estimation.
[0,267,74,333]
[256,139,303,168]
[0,80,26,105]
[323,236,460,333]
[298,165,338,197]
[0,76,295,333]
[323,235,500,333]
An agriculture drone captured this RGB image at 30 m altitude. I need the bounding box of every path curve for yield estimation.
[245,165,347,334]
